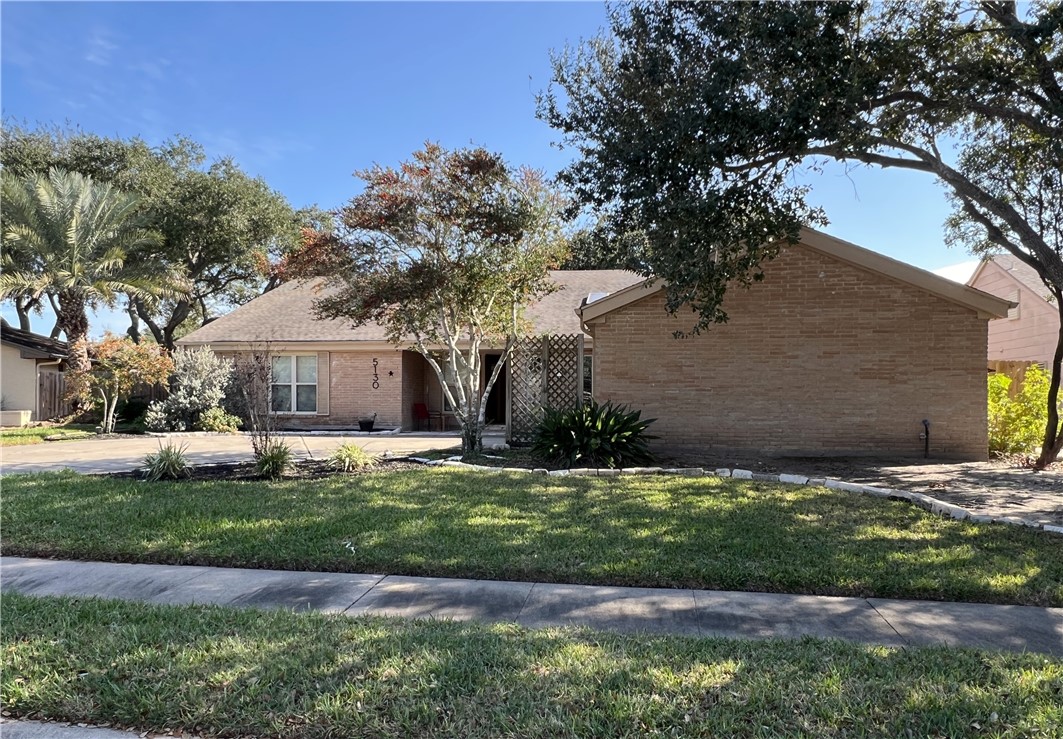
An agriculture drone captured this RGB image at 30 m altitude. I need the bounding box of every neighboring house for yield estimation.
[0,323,68,424]
[966,255,1060,367]
[177,270,643,432]
[579,229,1011,460]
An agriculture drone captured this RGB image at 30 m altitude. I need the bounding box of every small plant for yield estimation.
[328,442,378,473]
[256,439,294,479]
[532,400,657,469]
[198,407,242,433]
[143,441,190,482]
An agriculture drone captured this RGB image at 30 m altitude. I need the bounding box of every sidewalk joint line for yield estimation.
[342,574,388,614]
[516,582,537,621]
[865,598,908,645]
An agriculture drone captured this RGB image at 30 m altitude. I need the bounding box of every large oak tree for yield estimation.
[541,0,1063,468]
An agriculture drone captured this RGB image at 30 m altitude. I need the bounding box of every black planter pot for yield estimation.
[358,419,375,432]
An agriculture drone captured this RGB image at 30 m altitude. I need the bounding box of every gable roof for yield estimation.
[579,228,1013,323]
[969,254,1056,304]
[0,324,68,359]
[178,270,643,347]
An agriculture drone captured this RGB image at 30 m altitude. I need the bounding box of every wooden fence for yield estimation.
[37,370,71,420]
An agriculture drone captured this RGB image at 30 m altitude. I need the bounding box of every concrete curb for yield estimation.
[401,458,1061,535]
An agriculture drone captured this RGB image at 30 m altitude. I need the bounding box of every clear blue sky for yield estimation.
[2,1,973,336]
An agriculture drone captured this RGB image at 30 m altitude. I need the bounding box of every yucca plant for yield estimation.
[532,400,657,469]
[256,439,294,479]
[328,442,378,473]
[143,441,190,482]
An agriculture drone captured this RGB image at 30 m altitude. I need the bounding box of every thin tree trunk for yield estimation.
[125,298,142,343]
[1034,294,1063,470]
[14,296,33,332]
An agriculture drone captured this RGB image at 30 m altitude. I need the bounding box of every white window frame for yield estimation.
[270,354,318,415]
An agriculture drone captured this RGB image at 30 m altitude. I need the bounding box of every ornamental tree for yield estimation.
[310,143,569,455]
[67,335,173,434]
[541,1,1063,468]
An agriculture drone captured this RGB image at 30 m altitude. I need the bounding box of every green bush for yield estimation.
[143,442,190,482]
[988,365,1052,456]
[532,400,656,469]
[328,442,378,473]
[256,440,294,479]
[198,407,241,433]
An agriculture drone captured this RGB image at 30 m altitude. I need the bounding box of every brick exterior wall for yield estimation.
[274,349,406,430]
[587,245,990,460]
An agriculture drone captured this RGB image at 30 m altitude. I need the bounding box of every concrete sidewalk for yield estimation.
[3,556,1060,655]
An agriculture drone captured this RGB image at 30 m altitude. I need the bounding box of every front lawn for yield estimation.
[0,424,95,446]
[3,594,1061,738]
[4,469,1060,605]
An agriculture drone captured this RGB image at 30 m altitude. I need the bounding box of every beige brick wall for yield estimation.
[265,349,405,430]
[588,245,990,460]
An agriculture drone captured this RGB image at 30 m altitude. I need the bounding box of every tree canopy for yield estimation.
[309,143,569,455]
[0,168,170,379]
[1,123,302,347]
[541,0,1063,467]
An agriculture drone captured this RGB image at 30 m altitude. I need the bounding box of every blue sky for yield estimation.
[2,1,974,336]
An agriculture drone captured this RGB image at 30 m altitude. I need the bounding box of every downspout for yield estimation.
[35,358,63,422]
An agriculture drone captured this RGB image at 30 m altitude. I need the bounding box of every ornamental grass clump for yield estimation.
[532,400,656,469]
[143,442,190,482]
[256,440,294,480]
[328,443,378,473]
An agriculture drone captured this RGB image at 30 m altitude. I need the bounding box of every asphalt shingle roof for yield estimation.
[179,270,643,345]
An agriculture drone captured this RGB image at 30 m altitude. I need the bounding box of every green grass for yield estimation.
[0,424,95,446]
[4,469,1061,606]
[3,594,1061,738]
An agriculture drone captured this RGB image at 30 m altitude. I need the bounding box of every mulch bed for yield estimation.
[106,458,423,482]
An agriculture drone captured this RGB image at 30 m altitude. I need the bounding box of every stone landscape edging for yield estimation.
[402,457,1063,536]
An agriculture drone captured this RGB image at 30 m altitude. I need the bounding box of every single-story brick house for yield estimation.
[177,270,643,431]
[578,229,1012,460]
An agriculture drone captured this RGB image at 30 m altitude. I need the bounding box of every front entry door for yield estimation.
[483,353,507,425]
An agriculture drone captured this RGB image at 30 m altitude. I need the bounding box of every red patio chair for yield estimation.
[412,402,431,431]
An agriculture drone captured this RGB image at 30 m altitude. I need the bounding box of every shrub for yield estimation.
[143,442,190,482]
[145,348,234,432]
[199,407,242,433]
[256,440,294,479]
[532,400,656,469]
[117,397,150,423]
[988,365,1052,456]
[328,442,378,473]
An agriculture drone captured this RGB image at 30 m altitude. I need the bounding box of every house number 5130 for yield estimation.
[372,358,380,389]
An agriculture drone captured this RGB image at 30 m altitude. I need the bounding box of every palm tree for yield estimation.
[1,168,172,375]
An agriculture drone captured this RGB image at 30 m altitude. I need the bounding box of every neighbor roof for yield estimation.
[579,228,1013,323]
[971,254,1056,303]
[0,324,69,359]
[178,270,643,347]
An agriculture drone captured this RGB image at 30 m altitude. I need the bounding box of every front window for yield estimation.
[271,355,317,413]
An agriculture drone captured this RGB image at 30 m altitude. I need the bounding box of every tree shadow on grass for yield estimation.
[3,594,1060,738]
[3,470,1061,606]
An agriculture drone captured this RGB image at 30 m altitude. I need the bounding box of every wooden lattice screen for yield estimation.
[507,334,584,445]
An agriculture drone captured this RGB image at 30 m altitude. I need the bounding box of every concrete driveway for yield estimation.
[0,431,504,475]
